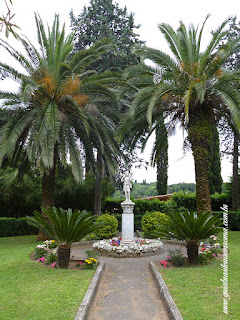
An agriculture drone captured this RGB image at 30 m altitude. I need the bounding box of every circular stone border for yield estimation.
[92,238,164,258]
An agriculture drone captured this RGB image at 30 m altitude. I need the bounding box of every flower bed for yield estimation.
[92,237,163,258]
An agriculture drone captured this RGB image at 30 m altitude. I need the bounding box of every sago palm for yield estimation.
[160,209,222,265]
[0,14,121,210]
[26,207,102,268]
[119,16,240,213]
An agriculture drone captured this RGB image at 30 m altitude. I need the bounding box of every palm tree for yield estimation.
[0,14,121,212]
[160,209,222,264]
[26,207,102,268]
[119,16,240,213]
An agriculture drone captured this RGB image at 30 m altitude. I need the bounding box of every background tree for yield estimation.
[70,0,144,73]
[208,125,222,194]
[70,0,144,214]
[155,114,168,195]
[222,17,240,210]
[0,0,19,38]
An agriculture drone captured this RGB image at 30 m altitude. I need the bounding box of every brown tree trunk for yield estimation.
[58,245,71,269]
[41,167,56,208]
[232,132,239,211]
[188,108,212,214]
[186,240,199,265]
[37,165,56,241]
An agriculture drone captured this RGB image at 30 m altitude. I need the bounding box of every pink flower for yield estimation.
[50,262,57,268]
[160,260,168,267]
[213,253,216,257]
[38,257,45,262]
[166,256,170,260]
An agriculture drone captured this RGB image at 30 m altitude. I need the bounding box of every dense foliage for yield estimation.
[0,218,38,237]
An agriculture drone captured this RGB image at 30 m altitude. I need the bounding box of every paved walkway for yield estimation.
[71,240,186,320]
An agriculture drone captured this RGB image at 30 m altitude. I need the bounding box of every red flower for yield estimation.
[160,260,168,267]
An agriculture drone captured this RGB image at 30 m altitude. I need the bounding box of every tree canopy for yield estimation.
[70,0,144,72]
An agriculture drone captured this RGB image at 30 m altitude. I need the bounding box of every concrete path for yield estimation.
[71,240,187,320]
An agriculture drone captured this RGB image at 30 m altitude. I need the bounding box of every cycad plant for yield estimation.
[0,14,121,212]
[26,207,102,268]
[160,209,222,265]
[119,16,240,213]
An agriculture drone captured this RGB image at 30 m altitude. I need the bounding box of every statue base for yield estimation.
[121,201,135,242]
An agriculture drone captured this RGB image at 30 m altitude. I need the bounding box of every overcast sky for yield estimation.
[0,0,239,184]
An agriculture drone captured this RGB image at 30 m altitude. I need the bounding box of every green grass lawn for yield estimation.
[0,236,95,320]
[159,231,240,320]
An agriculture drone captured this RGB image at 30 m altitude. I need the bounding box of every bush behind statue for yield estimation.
[95,214,118,239]
[141,211,169,239]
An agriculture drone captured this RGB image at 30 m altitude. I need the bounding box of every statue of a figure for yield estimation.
[122,171,132,202]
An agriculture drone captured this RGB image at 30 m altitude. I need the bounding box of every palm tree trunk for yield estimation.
[58,245,71,269]
[188,109,212,214]
[41,167,56,208]
[186,240,199,265]
[37,166,56,241]
[232,132,239,211]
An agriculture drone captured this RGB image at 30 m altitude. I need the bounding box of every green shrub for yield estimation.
[0,217,38,237]
[33,245,49,259]
[167,249,186,267]
[94,214,118,239]
[45,252,58,265]
[141,211,168,239]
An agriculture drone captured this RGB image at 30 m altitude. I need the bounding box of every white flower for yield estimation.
[36,244,46,248]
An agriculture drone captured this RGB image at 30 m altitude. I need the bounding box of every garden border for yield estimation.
[74,261,105,320]
[149,261,183,320]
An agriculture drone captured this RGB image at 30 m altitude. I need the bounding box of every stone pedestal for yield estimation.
[121,201,135,243]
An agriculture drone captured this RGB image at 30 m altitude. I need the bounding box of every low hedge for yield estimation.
[103,193,231,215]
[103,198,174,215]
[0,217,38,237]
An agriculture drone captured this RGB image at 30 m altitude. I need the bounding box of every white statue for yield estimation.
[122,171,132,203]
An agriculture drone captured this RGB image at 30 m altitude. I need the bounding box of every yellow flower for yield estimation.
[51,240,55,243]
[91,235,94,237]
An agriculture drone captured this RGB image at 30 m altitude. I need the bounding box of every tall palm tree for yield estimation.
[119,16,240,213]
[0,14,121,212]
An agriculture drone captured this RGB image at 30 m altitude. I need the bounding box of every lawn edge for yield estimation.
[74,261,105,320]
[149,261,183,320]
